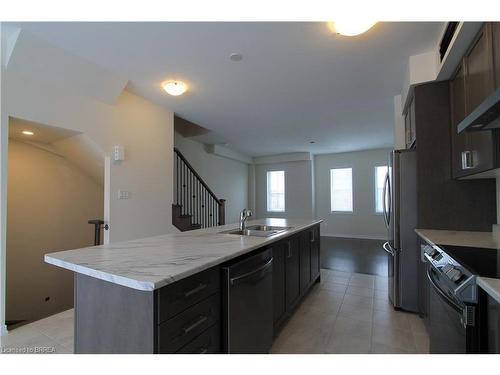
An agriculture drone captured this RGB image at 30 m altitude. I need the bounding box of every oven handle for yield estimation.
[426,267,463,314]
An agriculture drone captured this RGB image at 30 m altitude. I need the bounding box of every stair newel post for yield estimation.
[218,199,226,226]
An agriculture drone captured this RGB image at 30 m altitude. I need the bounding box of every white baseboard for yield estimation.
[321,233,386,241]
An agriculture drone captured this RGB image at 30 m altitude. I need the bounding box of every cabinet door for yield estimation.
[272,242,286,326]
[409,98,416,147]
[310,226,320,281]
[285,236,300,310]
[491,22,500,88]
[404,110,411,149]
[450,62,468,178]
[465,23,495,112]
[299,232,311,294]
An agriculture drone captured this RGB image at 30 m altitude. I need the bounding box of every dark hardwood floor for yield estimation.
[320,236,389,276]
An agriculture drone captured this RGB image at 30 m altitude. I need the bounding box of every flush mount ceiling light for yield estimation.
[328,21,377,36]
[162,80,188,96]
[230,53,243,62]
[22,130,34,136]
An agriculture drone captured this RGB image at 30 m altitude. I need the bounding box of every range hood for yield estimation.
[458,88,500,133]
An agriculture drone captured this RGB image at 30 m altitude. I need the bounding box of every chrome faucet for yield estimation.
[239,209,253,231]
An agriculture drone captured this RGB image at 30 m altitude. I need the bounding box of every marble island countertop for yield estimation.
[415,228,500,304]
[45,218,322,292]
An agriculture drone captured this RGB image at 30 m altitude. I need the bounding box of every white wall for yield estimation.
[174,132,248,224]
[7,140,103,323]
[314,149,391,240]
[4,71,175,242]
[254,160,314,220]
[1,47,175,332]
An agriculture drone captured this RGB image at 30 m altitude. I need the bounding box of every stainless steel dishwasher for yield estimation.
[222,248,273,353]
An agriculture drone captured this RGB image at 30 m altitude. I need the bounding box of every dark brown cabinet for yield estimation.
[272,242,286,326]
[299,232,311,294]
[487,295,500,353]
[310,226,320,281]
[465,23,495,112]
[450,62,468,178]
[271,224,321,334]
[285,235,301,310]
[404,96,416,149]
[449,23,500,178]
[493,22,500,88]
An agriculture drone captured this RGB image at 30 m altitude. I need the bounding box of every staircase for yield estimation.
[173,148,225,231]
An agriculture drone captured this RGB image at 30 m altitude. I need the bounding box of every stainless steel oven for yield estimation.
[422,244,479,353]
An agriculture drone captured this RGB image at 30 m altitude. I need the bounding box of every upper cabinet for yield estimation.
[450,23,500,178]
[404,95,416,149]
[492,22,500,89]
[464,23,495,112]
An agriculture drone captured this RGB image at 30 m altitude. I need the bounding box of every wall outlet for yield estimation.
[118,190,131,199]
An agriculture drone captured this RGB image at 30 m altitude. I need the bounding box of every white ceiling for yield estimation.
[9,22,444,156]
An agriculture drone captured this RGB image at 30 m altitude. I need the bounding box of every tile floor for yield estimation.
[0,308,73,354]
[271,269,429,354]
[0,269,429,354]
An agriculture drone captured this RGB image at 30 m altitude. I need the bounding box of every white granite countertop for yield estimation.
[415,229,500,250]
[477,277,500,304]
[416,228,500,304]
[45,218,322,291]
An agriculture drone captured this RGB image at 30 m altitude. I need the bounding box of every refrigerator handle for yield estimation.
[386,172,392,226]
[382,172,389,227]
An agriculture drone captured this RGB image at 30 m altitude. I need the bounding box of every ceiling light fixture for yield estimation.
[162,80,188,96]
[230,53,243,62]
[22,130,34,136]
[328,21,377,36]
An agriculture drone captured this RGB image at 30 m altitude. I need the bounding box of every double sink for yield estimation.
[220,224,292,237]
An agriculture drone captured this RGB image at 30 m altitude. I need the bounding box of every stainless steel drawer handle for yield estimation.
[310,229,315,243]
[183,315,208,334]
[461,150,474,170]
[287,242,292,258]
[184,283,207,297]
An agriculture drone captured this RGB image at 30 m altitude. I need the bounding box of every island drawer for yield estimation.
[175,323,220,354]
[157,267,220,322]
[157,293,220,353]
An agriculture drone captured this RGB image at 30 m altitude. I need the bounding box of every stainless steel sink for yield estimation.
[219,225,292,237]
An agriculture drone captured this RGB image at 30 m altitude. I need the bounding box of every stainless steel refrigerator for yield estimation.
[382,149,418,312]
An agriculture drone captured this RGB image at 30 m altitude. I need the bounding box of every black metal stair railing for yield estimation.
[174,148,225,229]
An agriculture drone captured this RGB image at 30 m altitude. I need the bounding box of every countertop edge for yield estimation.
[416,229,500,304]
[477,277,500,304]
[414,229,438,248]
[45,219,323,291]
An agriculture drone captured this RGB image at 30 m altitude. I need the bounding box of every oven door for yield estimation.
[427,267,477,353]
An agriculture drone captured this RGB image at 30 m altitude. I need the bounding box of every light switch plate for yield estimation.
[118,190,130,199]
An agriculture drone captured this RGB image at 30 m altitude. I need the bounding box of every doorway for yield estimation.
[6,117,106,328]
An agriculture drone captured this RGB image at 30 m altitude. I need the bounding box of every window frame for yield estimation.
[374,165,388,215]
[266,170,286,213]
[329,167,353,213]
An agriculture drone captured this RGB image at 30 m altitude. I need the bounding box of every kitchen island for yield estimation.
[45,218,322,353]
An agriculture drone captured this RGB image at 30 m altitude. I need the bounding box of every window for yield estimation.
[330,168,353,212]
[375,165,389,213]
[267,170,285,212]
